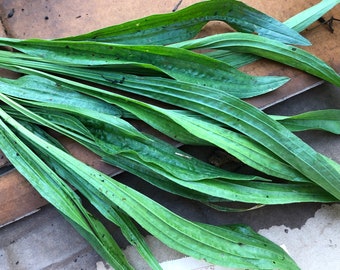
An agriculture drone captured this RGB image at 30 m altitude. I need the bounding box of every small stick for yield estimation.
[172,0,183,12]
[309,16,340,33]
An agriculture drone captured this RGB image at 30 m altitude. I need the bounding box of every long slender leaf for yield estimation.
[11,71,311,183]
[58,0,310,46]
[0,111,134,270]
[0,50,278,99]
[21,65,337,198]
[4,87,329,205]
[102,151,335,204]
[285,0,340,32]
[0,39,289,98]
[101,74,340,199]
[4,97,162,269]
[1,80,334,205]
[0,82,264,183]
[22,128,161,270]
[9,109,220,204]
[170,32,340,86]
[0,2,337,269]
[0,104,299,270]
[0,73,310,183]
[7,68,340,201]
[271,109,340,134]
[173,108,340,134]
[205,50,260,68]
[204,0,340,68]
[79,119,334,204]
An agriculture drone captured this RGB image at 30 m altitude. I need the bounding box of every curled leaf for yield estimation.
[58,0,310,46]
[170,32,340,86]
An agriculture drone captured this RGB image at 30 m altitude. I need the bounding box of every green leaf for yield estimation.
[0,73,309,183]
[82,121,334,204]
[58,0,310,46]
[170,32,340,86]
[30,132,162,270]
[104,152,335,204]
[0,105,299,270]
[284,0,340,32]
[271,109,340,134]
[0,75,122,117]
[2,76,334,205]
[203,0,340,67]
[205,50,260,68]
[0,109,134,270]
[0,70,312,184]
[66,69,340,199]
[81,118,264,182]
[0,40,289,98]
[0,77,266,182]
[155,107,340,135]
[0,49,279,99]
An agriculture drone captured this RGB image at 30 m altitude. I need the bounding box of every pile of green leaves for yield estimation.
[0,0,339,269]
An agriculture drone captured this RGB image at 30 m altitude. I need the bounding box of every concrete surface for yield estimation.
[0,82,339,269]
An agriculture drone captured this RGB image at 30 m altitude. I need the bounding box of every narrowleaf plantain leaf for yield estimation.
[0,106,299,270]
[205,50,260,68]
[0,74,310,182]
[2,103,162,269]
[0,112,134,270]
[97,72,340,199]
[0,50,281,99]
[102,149,335,205]
[17,65,334,198]
[22,124,162,270]
[284,0,340,32]
[9,72,312,185]
[79,118,335,204]
[271,109,340,134]
[0,39,289,98]
[170,32,340,86]
[204,0,340,68]
[0,1,338,269]
[0,78,265,182]
[58,0,310,46]
[1,75,336,205]
[159,108,340,135]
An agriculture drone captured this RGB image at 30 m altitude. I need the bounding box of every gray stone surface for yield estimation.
[0,205,101,270]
